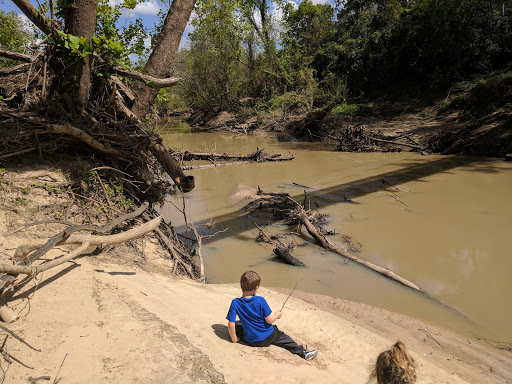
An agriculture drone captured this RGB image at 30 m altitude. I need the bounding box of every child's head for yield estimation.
[240,270,261,292]
[369,341,417,384]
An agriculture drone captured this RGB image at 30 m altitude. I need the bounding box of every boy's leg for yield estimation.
[235,321,244,340]
[271,327,304,355]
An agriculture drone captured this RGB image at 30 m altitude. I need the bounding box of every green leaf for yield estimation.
[67,34,80,50]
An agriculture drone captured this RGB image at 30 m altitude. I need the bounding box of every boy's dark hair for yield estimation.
[240,270,261,292]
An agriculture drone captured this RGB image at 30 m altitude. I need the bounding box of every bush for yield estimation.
[331,103,360,115]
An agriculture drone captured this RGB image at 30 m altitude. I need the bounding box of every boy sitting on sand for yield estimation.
[226,270,318,361]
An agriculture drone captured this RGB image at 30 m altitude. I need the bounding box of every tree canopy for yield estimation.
[176,0,512,111]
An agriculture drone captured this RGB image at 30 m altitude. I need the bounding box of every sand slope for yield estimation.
[3,258,511,384]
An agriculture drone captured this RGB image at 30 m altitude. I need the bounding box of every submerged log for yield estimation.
[300,213,423,293]
[174,148,295,162]
[273,245,305,266]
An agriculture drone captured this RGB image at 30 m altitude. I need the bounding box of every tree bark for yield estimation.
[273,245,305,266]
[64,0,99,108]
[132,0,197,118]
[113,66,180,89]
[12,0,54,36]
[0,48,33,63]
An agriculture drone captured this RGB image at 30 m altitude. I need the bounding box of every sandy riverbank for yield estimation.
[0,170,511,383]
[0,254,511,384]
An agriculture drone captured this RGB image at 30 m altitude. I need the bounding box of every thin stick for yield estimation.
[418,328,443,348]
[52,353,67,384]
[280,272,302,311]
[0,324,41,351]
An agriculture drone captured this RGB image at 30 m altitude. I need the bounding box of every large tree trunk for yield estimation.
[65,0,99,108]
[132,0,197,119]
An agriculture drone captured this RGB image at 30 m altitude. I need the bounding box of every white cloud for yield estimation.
[311,0,331,4]
[108,0,161,16]
[108,0,123,7]
[17,13,38,38]
[133,0,161,15]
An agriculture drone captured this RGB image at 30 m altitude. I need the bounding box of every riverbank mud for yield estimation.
[185,102,512,158]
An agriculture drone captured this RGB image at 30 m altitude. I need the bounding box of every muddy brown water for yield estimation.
[158,121,512,344]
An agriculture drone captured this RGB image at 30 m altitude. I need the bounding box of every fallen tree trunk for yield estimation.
[175,148,295,162]
[0,203,152,290]
[0,217,162,276]
[369,137,423,150]
[299,213,424,293]
[150,140,195,192]
[182,161,252,170]
[0,63,31,74]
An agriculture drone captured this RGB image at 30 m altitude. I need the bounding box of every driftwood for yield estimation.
[369,136,423,150]
[0,217,162,276]
[273,245,305,267]
[241,189,424,291]
[174,148,295,163]
[0,48,33,63]
[0,63,31,75]
[0,111,195,193]
[297,208,424,292]
[254,222,305,266]
[0,203,156,291]
[182,161,252,170]
[329,125,423,153]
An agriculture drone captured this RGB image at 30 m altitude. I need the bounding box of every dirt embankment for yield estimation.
[0,166,511,383]
[186,99,512,158]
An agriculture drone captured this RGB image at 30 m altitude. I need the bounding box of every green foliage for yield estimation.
[331,103,360,115]
[57,31,94,60]
[440,71,512,116]
[95,0,150,68]
[0,11,33,67]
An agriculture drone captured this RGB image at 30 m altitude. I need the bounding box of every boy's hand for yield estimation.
[276,310,282,319]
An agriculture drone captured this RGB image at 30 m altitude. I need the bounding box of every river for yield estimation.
[158,121,512,345]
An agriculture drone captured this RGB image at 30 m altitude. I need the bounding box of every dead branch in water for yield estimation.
[296,204,424,292]
[172,147,295,164]
[238,187,424,293]
[253,222,305,266]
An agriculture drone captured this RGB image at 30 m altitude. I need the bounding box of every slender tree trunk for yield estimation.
[12,0,54,36]
[65,0,99,109]
[132,0,197,119]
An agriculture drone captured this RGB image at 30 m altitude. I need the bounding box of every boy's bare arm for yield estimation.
[265,310,282,324]
[227,321,239,343]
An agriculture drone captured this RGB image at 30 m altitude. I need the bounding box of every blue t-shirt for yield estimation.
[226,295,274,343]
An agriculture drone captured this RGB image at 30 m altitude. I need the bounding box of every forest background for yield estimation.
[2,0,510,120]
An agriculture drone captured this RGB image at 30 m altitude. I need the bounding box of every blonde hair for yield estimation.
[369,341,417,384]
[240,270,261,292]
